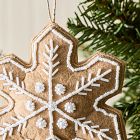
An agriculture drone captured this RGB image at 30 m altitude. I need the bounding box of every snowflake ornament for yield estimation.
[57,118,68,129]
[36,118,47,129]
[55,84,66,95]
[0,23,127,140]
[64,102,76,113]
[35,82,45,93]
[25,100,35,112]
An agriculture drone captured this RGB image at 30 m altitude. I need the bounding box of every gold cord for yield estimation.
[46,0,57,23]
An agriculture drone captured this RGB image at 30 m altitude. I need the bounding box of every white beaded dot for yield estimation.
[55,84,66,95]
[64,102,76,113]
[36,118,47,129]
[35,82,45,94]
[114,19,121,25]
[25,100,35,112]
[57,118,68,129]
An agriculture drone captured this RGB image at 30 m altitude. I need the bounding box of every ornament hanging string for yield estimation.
[46,0,57,23]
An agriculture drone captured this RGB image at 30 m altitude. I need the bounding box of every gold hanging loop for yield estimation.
[46,0,57,23]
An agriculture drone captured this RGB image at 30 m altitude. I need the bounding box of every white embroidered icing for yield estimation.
[55,84,66,95]
[57,118,68,129]
[56,107,112,140]
[25,100,35,112]
[42,39,60,138]
[72,138,83,140]
[36,118,47,129]
[47,136,61,140]
[0,90,14,115]
[0,115,28,139]
[0,67,50,140]
[35,82,45,94]
[0,25,122,140]
[64,102,76,113]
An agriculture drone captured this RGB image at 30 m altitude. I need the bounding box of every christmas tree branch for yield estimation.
[67,0,140,139]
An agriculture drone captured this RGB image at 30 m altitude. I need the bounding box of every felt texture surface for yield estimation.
[0,23,127,140]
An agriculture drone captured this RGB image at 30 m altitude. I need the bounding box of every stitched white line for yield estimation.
[55,108,112,140]
[42,39,60,137]
[0,91,14,116]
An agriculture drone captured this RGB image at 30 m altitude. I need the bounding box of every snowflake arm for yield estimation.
[42,39,60,137]
[0,67,48,105]
[0,90,14,115]
[56,69,112,105]
[55,108,112,140]
[0,106,48,140]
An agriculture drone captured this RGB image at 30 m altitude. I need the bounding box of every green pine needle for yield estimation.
[67,0,140,139]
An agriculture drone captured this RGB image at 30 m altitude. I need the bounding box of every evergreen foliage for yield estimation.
[67,0,140,139]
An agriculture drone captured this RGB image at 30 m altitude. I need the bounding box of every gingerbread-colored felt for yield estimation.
[0,23,127,140]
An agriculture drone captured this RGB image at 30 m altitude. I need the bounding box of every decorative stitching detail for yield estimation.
[55,84,66,95]
[0,115,28,139]
[25,100,36,112]
[55,108,112,140]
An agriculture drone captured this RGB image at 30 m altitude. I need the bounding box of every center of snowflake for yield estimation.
[47,102,57,111]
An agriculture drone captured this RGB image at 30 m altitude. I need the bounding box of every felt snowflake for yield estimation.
[0,100,3,107]
[0,24,126,140]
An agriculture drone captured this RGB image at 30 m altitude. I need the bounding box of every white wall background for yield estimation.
[0,0,80,61]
